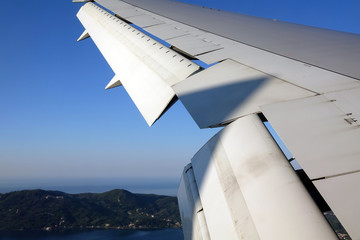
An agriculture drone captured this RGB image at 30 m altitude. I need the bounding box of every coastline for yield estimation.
[0,228,184,240]
[0,189,181,233]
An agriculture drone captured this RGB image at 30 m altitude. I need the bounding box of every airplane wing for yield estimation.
[74,1,360,239]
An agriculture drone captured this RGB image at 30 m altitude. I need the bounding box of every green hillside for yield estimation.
[0,189,181,231]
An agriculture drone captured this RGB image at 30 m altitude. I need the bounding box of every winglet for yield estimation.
[77,30,90,42]
[105,76,122,90]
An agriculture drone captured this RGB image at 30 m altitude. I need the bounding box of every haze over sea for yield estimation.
[0,177,179,196]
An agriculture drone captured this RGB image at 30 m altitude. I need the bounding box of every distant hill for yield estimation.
[0,189,181,231]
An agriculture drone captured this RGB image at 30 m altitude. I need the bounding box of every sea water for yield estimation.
[0,229,184,240]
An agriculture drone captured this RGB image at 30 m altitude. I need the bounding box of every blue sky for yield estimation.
[1,0,359,187]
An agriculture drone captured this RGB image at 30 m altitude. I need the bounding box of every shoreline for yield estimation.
[0,227,182,233]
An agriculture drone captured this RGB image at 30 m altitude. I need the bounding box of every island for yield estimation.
[0,189,181,231]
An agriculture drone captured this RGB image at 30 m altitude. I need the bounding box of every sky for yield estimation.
[0,0,359,189]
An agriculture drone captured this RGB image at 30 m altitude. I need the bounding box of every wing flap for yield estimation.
[260,87,360,238]
[173,59,315,128]
[77,3,200,125]
[261,87,360,179]
[190,132,243,239]
[189,114,337,239]
[314,173,360,240]
[178,164,210,240]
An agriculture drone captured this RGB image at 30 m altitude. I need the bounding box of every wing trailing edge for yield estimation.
[76,2,200,126]
[178,114,338,239]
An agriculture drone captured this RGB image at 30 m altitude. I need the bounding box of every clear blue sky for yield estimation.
[1,0,359,185]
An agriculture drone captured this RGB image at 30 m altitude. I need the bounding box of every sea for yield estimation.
[0,178,183,240]
[0,229,184,240]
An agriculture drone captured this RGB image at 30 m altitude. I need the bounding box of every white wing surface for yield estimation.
[75,1,360,239]
[76,2,200,126]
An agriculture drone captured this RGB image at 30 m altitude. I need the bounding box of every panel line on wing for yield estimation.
[311,169,360,181]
